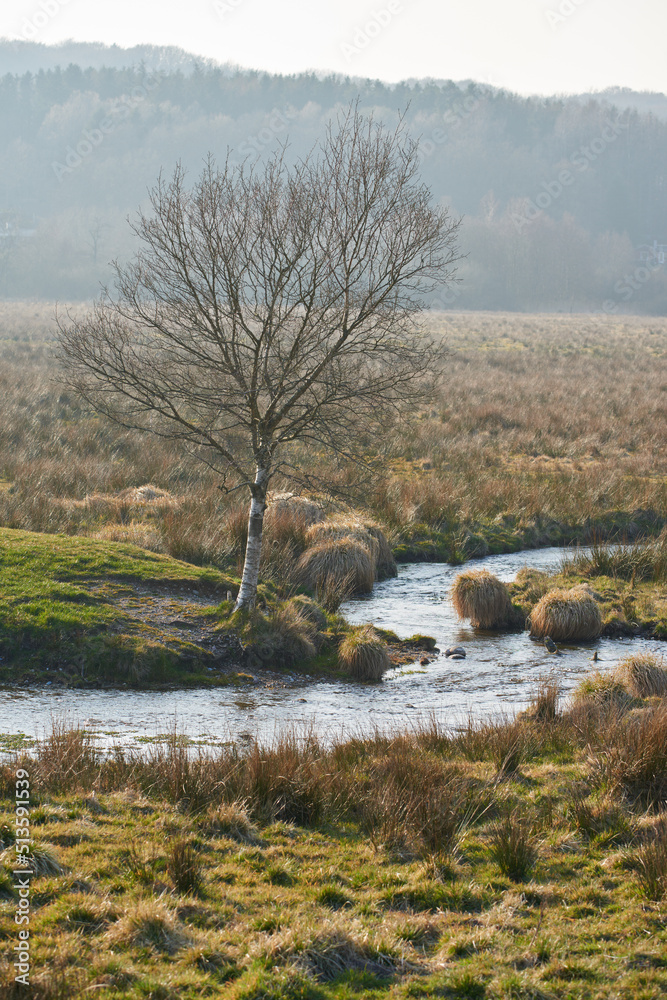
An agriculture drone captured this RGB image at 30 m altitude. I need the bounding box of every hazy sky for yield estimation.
[3,0,666,95]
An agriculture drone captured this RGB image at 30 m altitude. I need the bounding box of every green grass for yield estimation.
[510,561,667,639]
[0,527,240,687]
[3,709,667,998]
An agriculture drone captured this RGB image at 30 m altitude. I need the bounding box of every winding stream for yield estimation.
[2,547,663,749]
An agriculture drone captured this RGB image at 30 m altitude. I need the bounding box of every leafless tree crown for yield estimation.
[58,106,461,493]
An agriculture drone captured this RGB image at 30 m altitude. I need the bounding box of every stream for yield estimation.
[1,546,663,750]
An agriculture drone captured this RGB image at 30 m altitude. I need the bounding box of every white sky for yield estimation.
[2,0,666,96]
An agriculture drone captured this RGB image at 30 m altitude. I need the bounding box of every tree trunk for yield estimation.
[234,465,270,609]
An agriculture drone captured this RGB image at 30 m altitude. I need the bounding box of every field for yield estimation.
[1,305,667,997]
[1,304,666,569]
[2,686,667,999]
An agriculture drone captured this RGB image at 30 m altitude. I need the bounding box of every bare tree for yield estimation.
[57,106,461,608]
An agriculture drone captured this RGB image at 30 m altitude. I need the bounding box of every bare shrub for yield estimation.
[451,570,513,629]
[337,625,391,682]
[529,587,602,641]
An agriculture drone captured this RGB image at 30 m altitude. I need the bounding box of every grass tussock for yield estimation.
[337,625,391,681]
[105,898,192,953]
[529,586,603,641]
[296,538,375,596]
[612,653,667,699]
[489,809,539,882]
[563,531,667,584]
[451,570,514,629]
[631,828,667,900]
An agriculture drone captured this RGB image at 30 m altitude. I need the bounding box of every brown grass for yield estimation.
[296,538,375,595]
[305,516,397,580]
[529,587,603,641]
[451,570,513,629]
[337,625,391,681]
[612,653,667,699]
[0,307,666,581]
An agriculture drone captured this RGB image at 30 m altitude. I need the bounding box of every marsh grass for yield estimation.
[337,625,391,682]
[6,702,667,996]
[2,308,666,584]
[166,838,203,895]
[489,809,539,882]
[451,570,514,629]
[529,586,603,641]
[631,829,667,900]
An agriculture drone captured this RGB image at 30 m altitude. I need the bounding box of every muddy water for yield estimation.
[2,547,663,749]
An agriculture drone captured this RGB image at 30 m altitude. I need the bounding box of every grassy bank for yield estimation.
[2,677,667,999]
[0,528,427,688]
[0,527,244,688]
[509,535,667,640]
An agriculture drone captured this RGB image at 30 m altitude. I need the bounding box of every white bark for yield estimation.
[235,466,269,609]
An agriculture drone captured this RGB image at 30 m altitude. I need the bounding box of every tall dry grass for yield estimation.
[529,586,603,641]
[0,306,665,564]
[451,570,513,628]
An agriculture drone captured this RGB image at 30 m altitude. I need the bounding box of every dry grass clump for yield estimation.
[451,570,513,629]
[529,586,603,641]
[92,520,164,551]
[631,828,667,900]
[242,604,318,669]
[337,625,391,682]
[489,808,539,882]
[259,918,401,981]
[105,899,192,954]
[166,837,203,894]
[265,492,326,526]
[612,653,667,699]
[202,801,261,843]
[587,702,667,806]
[296,538,374,596]
[285,594,328,631]
[306,516,397,580]
[571,672,639,714]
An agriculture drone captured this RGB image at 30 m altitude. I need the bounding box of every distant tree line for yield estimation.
[1,61,666,311]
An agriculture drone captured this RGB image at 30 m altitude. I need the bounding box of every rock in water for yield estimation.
[445,646,466,658]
